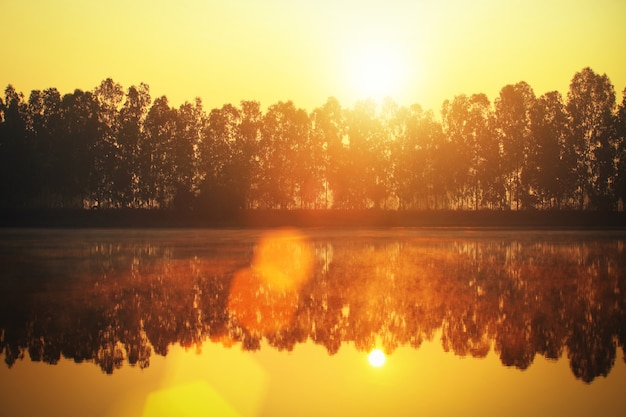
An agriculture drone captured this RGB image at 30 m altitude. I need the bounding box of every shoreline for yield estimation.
[2,209,626,229]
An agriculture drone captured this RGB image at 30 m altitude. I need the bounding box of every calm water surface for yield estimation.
[1,228,625,417]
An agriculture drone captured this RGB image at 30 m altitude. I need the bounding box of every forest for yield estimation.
[1,67,625,214]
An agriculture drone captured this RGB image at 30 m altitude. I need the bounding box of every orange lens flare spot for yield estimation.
[227,229,313,334]
[253,228,314,290]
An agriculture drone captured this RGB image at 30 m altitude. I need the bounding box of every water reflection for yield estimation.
[1,229,625,383]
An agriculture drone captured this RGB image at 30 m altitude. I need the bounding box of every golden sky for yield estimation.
[2,0,625,112]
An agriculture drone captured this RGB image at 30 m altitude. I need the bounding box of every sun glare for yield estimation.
[344,40,410,101]
[368,349,386,367]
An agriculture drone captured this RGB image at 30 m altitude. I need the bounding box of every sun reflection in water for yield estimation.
[368,349,386,368]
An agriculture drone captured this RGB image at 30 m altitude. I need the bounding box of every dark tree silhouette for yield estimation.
[567,67,618,210]
[614,89,626,208]
[495,82,536,210]
[1,68,625,213]
[93,78,124,208]
[528,91,573,208]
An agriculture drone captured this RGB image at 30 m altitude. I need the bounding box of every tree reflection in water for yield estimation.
[0,229,625,383]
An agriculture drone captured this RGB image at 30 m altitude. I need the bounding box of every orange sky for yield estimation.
[2,0,625,113]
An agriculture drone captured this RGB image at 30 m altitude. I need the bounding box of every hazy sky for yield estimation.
[2,0,625,112]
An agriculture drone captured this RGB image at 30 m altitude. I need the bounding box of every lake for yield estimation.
[1,228,625,417]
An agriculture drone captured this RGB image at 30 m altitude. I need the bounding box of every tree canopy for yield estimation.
[1,67,625,212]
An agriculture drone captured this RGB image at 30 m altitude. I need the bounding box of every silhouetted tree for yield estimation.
[343,100,389,208]
[0,86,30,208]
[258,101,310,208]
[198,103,243,211]
[24,88,63,207]
[237,101,263,209]
[115,83,151,207]
[567,68,617,209]
[495,82,536,209]
[442,94,494,209]
[140,96,177,207]
[93,78,124,208]
[393,104,442,209]
[172,99,203,210]
[616,89,626,208]
[58,89,101,207]
[311,97,347,208]
[528,91,574,208]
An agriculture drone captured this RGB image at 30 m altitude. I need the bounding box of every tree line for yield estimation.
[1,67,625,212]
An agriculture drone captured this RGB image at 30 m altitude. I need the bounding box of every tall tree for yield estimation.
[442,94,493,209]
[140,96,176,208]
[24,88,63,207]
[0,86,29,208]
[237,101,263,209]
[258,101,310,208]
[311,97,346,209]
[93,78,124,207]
[298,105,326,209]
[57,89,101,207]
[615,88,626,208]
[528,91,573,208]
[494,82,536,210]
[116,83,151,207]
[172,98,203,210]
[198,101,263,211]
[344,100,388,209]
[567,67,617,209]
[476,106,505,209]
[378,99,403,209]
[199,103,242,211]
[393,104,442,209]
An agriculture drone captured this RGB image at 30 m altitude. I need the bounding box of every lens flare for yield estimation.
[227,229,313,334]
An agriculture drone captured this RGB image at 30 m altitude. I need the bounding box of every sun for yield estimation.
[344,40,410,101]
[368,349,386,367]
